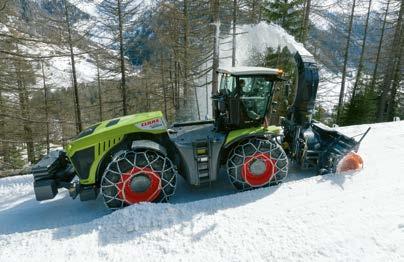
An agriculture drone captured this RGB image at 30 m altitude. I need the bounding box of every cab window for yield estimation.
[219,74,236,94]
[238,76,274,120]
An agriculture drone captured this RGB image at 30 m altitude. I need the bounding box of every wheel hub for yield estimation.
[117,167,161,204]
[130,174,151,193]
[242,153,277,187]
[249,159,267,176]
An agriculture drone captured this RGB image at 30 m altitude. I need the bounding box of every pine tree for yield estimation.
[263,0,304,38]
[340,85,378,126]
[377,0,403,122]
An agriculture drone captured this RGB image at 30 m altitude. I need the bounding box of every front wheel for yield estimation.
[226,137,288,191]
[101,149,177,209]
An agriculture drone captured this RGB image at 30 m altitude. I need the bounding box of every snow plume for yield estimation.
[220,21,312,67]
[198,22,325,118]
[198,22,316,118]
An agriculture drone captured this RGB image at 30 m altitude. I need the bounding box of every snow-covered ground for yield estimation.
[1,121,404,261]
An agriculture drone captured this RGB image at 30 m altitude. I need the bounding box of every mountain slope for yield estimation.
[0,121,403,261]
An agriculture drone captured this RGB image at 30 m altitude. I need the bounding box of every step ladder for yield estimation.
[193,139,211,184]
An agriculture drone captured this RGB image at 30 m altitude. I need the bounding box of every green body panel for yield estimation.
[65,111,167,185]
[225,125,281,145]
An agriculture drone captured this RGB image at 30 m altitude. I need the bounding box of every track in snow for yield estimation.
[0,162,311,235]
[0,121,403,261]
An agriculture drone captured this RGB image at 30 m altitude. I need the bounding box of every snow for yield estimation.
[67,0,104,18]
[312,0,387,15]
[1,121,404,261]
[220,22,312,68]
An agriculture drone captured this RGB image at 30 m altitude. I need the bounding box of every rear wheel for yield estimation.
[101,149,177,209]
[226,137,288,190]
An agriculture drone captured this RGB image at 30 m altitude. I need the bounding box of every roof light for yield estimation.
[277,69,284,76]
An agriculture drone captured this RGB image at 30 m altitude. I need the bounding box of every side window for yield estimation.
[220,74,235,94]
[239,77,253,94]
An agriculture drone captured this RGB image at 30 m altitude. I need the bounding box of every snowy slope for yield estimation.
[1,121,404,261]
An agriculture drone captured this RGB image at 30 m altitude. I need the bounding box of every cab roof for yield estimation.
[217,66,283,76]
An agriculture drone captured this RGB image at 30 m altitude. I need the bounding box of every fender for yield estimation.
[224,126,282,149]
[131,140,168,155]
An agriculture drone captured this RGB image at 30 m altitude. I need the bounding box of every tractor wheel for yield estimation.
[226,137,288,191]
[101,149,177,209]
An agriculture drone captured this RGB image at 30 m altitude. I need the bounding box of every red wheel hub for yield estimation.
[117,167,161,204]
[241,153,277,187]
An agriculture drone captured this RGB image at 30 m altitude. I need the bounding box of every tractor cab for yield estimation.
[214,66,285,131]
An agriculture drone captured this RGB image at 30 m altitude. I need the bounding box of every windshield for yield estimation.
[238,76,274,120]
[219,74,275,121]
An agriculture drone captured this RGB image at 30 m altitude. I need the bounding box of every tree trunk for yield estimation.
[117,0,128,116]
[41,61,50,154]
[15,59,35,164]
[232,0,237,67]
[96,55,103,122]
[174,61,179,109]
[281,0,288,28]
[301,0,311,43]
[64,0,82,133]
[145,78,150,111]
[387,52,402,119]
[183,0,190,108]
[386,26,403,119]
[160,52,168,118]
[370,0,390,91]
[377,0,403,122]
[352,0,372,100]
[169,55,176,110]
[337,0,356,124]
[211,0,220,97]
[0,88,8,164]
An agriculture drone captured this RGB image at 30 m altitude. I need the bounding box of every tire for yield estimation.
[226,137,288,191]
[101,149,177,209]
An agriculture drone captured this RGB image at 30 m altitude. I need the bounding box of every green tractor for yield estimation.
[31,52,367,209]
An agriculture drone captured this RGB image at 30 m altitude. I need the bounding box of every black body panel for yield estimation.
[168,123,226,186]
[31,150,75,201]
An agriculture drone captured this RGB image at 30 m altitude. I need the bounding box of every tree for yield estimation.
[98,0,142,116]
[340,87,378,125]
[377,0,403,122]
[41,61,50,154]
[337,0,357,124]
[352,0,372,100]
[63,0,82,133]
[300,0,312,43]
[232,0,238,66]
[211,0,220,97]
[13,45,36,164]
[369,0,390,92]
[263,0,304,38]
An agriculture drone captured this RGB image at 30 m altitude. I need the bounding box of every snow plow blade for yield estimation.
[282,52,370,175]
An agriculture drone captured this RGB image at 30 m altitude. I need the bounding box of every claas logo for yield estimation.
[141,118,160,127]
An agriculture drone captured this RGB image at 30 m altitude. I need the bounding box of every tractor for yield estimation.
[31,52,368,209]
